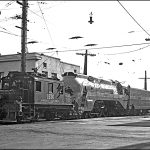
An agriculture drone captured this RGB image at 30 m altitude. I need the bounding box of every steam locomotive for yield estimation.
[62,72,150,118]
[0,71,150,123]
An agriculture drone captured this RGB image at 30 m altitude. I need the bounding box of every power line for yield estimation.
[28,8,55,27]
[117,0,150,37]
[42,42,150,53]
[0,1,15,10]
[34,1,66,13]
[0,30,20,37]
[37,52,56,70]
[0,28,49,45]
[37,1,55,47]
[104,44,150,55]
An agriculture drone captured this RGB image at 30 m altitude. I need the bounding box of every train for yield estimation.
[0,71,75,123]
[0,71,150,123]
[62,72,150,118]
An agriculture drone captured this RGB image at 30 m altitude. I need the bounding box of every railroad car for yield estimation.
[62,72,150,118]
[0,71,75,123]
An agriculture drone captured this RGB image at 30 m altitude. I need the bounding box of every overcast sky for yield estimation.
[0,1,150,89]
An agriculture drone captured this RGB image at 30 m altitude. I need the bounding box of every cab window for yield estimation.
[36,81,41,92]
[48,83,53,93]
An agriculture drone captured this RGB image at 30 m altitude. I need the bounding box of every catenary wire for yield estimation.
[28,8,56,27]
[117,0,150,37]
[37,1,55,47]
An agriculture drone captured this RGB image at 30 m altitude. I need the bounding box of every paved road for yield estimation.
[0,116,150,149]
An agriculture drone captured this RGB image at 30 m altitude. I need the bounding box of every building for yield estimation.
[0,52,80,80]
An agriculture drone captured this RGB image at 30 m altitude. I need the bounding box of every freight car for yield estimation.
[62,72,150,118]
[0,71,76,123]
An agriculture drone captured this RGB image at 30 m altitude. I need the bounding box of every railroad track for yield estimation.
[0,114,149,125]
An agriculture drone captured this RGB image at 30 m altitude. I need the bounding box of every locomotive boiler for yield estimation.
[62,72,150,118]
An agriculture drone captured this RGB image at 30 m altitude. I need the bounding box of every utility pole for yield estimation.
[76,50,96,75]
[139,70,150,90]
[17,0,28,74]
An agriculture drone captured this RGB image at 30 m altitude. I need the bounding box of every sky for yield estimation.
[0,1,150,90]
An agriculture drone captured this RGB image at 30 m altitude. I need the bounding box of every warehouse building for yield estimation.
[0,52,80,80]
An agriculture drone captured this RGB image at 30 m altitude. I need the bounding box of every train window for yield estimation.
[36,81,41,92]
[48,83,53,93]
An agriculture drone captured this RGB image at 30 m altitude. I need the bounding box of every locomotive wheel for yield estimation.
[82,112,89,119]
[16,115,23,123]
[98,110,106,117]
[61,112,70,120]
[45,111,55,121]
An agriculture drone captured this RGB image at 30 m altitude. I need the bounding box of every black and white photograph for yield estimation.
[0,0,150,149]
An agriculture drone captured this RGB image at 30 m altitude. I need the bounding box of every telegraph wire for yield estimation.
[36,51,56,70]
[104,44,150,55]
[0,30,20,37]
[37,1,55,47]
[28,8,55,27]
[0,28,49,45]
[42,42,150,53]
[117,0,150,37]
[35,1,66,13]
[0,21,50,45]
[0,1,15,10]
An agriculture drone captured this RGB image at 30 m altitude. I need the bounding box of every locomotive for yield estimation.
[62,72,150,118]
[1,71,150,123]
[0,71,76,123]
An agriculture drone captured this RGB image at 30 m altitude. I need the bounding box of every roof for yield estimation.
[0,52,60,62]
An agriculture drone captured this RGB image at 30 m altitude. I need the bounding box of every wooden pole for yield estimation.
[21,0,28,73]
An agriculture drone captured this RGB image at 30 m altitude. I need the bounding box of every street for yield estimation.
[0,116,150,149]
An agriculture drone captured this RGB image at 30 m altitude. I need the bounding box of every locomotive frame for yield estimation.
[0,71,150,123]
[62,72,150,118]
[0,71,75,123]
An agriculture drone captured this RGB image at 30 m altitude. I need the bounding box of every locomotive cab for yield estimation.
[0,71,74,122]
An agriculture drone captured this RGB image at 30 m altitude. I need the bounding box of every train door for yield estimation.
[15,76,34,104]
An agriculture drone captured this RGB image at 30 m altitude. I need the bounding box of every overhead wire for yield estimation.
[117,0,150,37]
[0,1,15,10]
[0,30,20,37]
[0,28,49,45]
[37,51,56,70]
[33,1,66,13]
[28,8,55,27]
[104,44,150,55]
[37,1,55,47]
[42,42,150,53]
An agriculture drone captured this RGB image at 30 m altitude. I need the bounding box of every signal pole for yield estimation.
[76,50,96,75]
[139,70,150,90]
[17,0,28,74]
